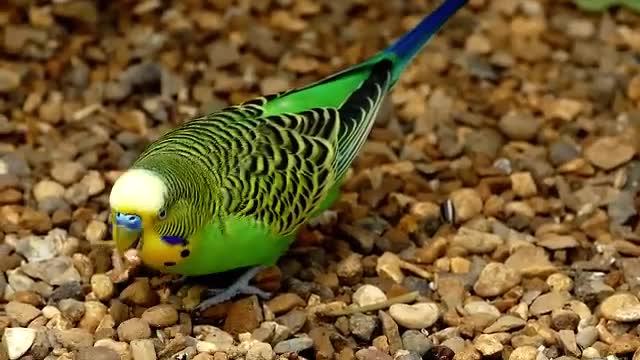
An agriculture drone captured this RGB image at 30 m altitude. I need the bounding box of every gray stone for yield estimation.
[349,313,378,341]
[273,336,314,354]
[401,330,433,356]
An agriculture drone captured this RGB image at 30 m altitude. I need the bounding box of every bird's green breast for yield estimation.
[166,215,295,276]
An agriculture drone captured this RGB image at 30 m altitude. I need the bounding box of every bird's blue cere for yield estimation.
[115,212,142,231]
[162,235,188,246]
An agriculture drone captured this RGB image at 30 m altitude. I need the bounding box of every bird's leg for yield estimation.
[166,275,190,292]
[194,265,271,312]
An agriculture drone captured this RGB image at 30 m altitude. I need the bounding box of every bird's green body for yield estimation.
[109,0,468,281]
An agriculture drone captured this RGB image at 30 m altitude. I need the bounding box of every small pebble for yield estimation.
[349,313,378,341]
[117,318,151,342]
[484,315,526,333]
[130,339,157,360]
[245,341,275,360]
[79,300,107,333]
[529,291,570,316]
[120,279,158,306]
[196,326,234,353]
[141,304,179,327]
[389,302,440,329]
[600,293,640,322]
[473,262,521,297]
[585,137,635,170]
[355,347,393,360]
[266,293,305,314]
[576,326,598,348]
[352,284,388,307]
[85,220,108,242]
[508,346,537,360]
[401,330,433,356]
[59,298,86,323]
[581,347,600,359]
[91,274,114,301]
[77,346,120,360]
[551,308,580,330]
[50,161,86,185]
[273,336,314,354]
[449,188,483,222]
[463,301,501,319]
[337,253,363,285]
[376,252,404,284]
[93,339,131,360]
[557,329,580,356]
[510,172,538,198]
[505,247,556,277]
[498,111,541,141]
[2,327,36,360]
[223,295,264,336]
[33,180,65,202]
[473,334,503,356]
[54,328,94,350]
[546,273,573,293]
[6,301,42,326]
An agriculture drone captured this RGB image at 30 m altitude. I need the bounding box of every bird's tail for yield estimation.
[380,0,468,85]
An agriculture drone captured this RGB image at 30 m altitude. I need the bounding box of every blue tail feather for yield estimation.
[383,0,468,82]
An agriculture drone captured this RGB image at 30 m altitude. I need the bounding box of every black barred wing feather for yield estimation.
[214,60,394,234]
[217,108,341,235]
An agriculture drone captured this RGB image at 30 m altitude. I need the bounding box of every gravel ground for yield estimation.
[2,0,640,360]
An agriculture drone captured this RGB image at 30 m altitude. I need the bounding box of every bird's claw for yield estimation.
[194,265,272,313]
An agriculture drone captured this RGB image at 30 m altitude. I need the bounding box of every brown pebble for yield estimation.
[223,295,263,336]
[130,339,157,360]
[193,354,214,360]
[109,299,130,326]
[117,318,151,342]
[378,310,402,356]
[473,262,521,297]
[91,274,115,301]
[309,326,335,360]
[54,328,94,350]
[266,293,305,314]
[336,253,364,286]
[12,291,44,307]
[59,298,86,323]
[141,304,178,328]
[77,346,120,360]
[6,301,42,326]
[79,301,107,333]
[551,308,580,330]
[119,279,158,306]
[355,347,392,360]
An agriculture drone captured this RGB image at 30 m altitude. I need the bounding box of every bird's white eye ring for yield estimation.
[158,208,168,220]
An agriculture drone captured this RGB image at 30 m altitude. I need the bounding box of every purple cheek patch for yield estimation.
[161,235,188,246]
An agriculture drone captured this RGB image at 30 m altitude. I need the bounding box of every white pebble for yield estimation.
[3,327,36,360]
[352,284,387,307]
[389,302,440,329]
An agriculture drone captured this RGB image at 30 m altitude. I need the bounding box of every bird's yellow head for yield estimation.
[109,168,193,271]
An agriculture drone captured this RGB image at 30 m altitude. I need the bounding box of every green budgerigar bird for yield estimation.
[109,0,468,312]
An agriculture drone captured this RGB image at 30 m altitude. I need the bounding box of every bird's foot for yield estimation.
[167,275,189,290]
[194,265,272,312]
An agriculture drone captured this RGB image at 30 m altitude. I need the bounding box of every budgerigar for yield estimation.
[109,0,468,312]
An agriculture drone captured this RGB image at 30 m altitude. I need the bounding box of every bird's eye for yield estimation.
[158,208,168,220]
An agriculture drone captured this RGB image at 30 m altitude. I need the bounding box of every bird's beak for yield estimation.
[112,212,142,253]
